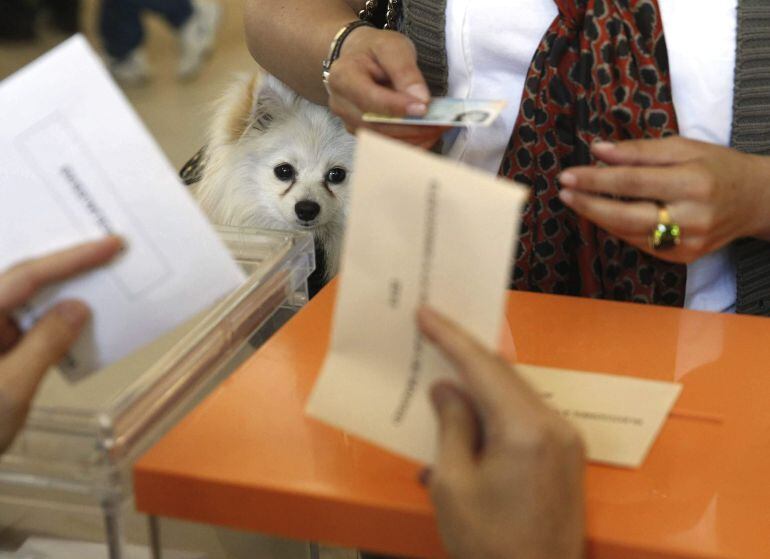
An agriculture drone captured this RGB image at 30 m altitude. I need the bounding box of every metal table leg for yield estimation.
[102,498,123,559]
[148,516,162,559]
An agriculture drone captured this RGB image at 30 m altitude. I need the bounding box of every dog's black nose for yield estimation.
[295,201,321,222]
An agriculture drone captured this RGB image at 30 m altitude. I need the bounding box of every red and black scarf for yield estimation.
[500,0,687,305]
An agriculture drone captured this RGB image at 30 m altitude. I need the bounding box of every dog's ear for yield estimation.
[215,74,262,144]
[211,72,298,145]
[250,74,297,133]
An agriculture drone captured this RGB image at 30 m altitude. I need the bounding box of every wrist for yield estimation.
[322,20,376,92]
[339,25,382,57]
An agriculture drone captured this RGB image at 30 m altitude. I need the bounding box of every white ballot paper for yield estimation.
[0,36,244,380]
[306,131,682,468]
[306,130,529,463]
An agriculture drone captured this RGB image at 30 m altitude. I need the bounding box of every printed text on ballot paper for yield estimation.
[392,180,440,424]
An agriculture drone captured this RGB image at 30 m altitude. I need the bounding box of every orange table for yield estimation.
[134,283,770,558]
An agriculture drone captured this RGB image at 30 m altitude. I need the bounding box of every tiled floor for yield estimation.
[0,3,359,558]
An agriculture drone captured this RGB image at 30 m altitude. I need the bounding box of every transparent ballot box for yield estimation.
[0,226,315,559]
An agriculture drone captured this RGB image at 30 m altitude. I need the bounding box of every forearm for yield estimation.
[244,0,363,105]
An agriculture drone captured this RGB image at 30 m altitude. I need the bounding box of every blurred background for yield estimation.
[0,0,255,170]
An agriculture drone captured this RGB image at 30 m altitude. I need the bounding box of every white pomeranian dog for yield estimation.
[190,72,355,293]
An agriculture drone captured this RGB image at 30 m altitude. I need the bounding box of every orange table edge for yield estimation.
[134,282,770,558]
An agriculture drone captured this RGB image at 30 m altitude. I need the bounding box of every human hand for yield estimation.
[0,237,123,454]
[558,137,770,264]
[418,308,585,559]
[326,26,447,148]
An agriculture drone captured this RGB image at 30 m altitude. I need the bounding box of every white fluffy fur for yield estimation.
[195,72,355,278]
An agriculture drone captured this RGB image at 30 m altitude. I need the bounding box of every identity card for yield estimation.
[363,98,507,127]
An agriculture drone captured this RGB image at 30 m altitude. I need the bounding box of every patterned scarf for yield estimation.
[499,0,687,305]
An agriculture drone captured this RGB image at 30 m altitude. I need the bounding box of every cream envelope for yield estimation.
[517,365,682,468]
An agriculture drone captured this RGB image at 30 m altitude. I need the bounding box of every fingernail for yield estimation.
[113,235,128,253]
[418,467,433,487]
[559,189,575,205]
[417,307,439,342]
[55,300,91,329]
[105,235,127,255]
[417,305,437,323]
[558,171,577,188]
[406,84,430,103]
[406,103,428,117]
[592,141,616,152]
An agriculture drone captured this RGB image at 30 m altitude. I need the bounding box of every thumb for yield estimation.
[2,300,90,401]
[431,382,479,475]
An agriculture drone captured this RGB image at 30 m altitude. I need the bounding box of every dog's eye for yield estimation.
[326,167,347,185]
[274,164,296,182]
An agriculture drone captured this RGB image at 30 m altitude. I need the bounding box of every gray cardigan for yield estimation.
[401,0,770,316]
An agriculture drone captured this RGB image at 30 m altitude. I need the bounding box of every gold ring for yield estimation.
[649,205,681,251]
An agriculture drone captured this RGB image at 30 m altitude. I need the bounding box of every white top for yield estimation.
[443,0,738,313]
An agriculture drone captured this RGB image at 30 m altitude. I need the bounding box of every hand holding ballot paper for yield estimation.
[303,131,587,558]
[306,129,682,559]
[416,307,586,559]
[0,238,122,454]
[0,36,244,381]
